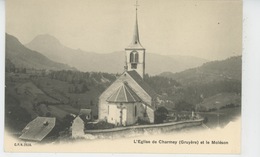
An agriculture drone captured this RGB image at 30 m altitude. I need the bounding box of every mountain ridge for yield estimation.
[160,55,242,85]
[25,34,208,75]
[5,33,76,71]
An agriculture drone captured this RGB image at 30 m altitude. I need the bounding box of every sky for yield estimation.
[6,0,242,60]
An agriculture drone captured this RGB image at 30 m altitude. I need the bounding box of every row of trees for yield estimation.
[47,70,117,94]
[170,80,241,105]
[48,70,116,85]
[144,74,181,95]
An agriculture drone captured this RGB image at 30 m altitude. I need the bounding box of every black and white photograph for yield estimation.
[3,0,245,154]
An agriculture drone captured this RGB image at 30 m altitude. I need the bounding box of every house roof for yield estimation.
[19,117,56,142]
[126,70,157,98]
[107,82,141,103]
[79,109,92,115]
[73,116,84,123]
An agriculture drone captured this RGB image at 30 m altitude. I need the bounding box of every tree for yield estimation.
[203,117,208,123]
[81,83,89,93]
[154,106,168,124]
[90,100,94,106]
[61,114,75,130]
[175,101,194,111]
[45,112,51,117]
[5,59,16,72]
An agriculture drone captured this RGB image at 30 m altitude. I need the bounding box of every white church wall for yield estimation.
[125,103,136,125]
[146,106,155,123]
[107,103,136,126]
[98,79,123,120]
[107,104,120,125]
[136,103,145,120]
[122,108,127,126]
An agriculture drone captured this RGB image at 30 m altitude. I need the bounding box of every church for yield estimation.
[98,4,158,126]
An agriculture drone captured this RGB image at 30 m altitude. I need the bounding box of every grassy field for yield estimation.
[199,92,241,110]
[5,73,102,133]
[32,77,100,108]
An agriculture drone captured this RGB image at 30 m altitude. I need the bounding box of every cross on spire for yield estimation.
[131,0,141,46]
[134,0,139,11]
[128,0,143,48]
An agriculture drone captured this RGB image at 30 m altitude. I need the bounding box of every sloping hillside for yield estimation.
[153,56,242,110]
[198,92,241,110]
[5,70,116,133]
[160,56,242,85]
[25,34,207,75]
[5,33,76,71]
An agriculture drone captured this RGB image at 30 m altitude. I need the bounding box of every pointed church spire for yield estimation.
[128,0,143,49]
[125,0,146,78]
[133,1,140,44]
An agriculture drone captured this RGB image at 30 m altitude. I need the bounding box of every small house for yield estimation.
[79,109,92,120]
[71,116,85,138]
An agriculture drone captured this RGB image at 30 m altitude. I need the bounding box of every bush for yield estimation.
[175,101,195,111]
[85,121,115,130]
[208,108,217,112]
[137,117,150,125]
[61,114,75,130]
[203,117,208,123]
[154,106,169,124]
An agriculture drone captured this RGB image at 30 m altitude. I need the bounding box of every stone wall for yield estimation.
[85,119,203,139]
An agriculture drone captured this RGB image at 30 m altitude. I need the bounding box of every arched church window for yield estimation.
[130,52,134,62]
[134,105,137,117]
[130,51,139,63]
[134,52,139,63]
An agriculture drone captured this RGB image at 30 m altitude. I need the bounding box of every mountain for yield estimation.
[160,56,242,85]
[5,33,76,71]
[156,56,241,108]
[25,34,207,75]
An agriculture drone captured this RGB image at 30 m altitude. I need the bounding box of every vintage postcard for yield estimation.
[4,0,242,153]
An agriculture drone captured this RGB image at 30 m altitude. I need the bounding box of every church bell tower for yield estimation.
[125,1,145,78]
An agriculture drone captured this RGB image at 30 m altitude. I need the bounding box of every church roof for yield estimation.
[126,70,157,98]
[126,7,144,49]
[107,82,141,103]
